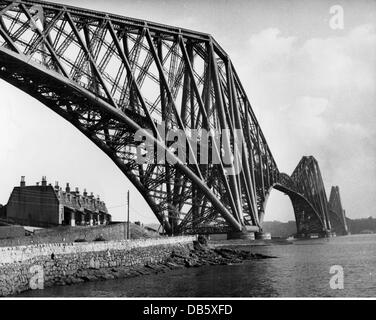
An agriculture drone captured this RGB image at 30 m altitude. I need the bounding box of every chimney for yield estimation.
[66,183,70,193]
[75,187,80,195]
[54,181,59,191]
[20,176,26,187]
[89,192,94,199]
[41,176,47,187]
[83,189,88,197]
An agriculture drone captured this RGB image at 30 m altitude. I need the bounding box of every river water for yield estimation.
[19,234,376,297]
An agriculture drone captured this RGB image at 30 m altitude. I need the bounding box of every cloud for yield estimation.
[248,28,296,71]
[299,24,376,92]
[235,25,376,220]
[284,96,330,141]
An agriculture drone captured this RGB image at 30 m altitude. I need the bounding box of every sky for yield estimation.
[0,0,375,224]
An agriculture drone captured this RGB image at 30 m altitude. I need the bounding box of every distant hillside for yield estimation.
[347,217,376,234]
[262,217,376,237]
[114,219,376,238]
[262,220,297,238]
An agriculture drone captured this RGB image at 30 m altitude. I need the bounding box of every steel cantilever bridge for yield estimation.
[0,0,348,238]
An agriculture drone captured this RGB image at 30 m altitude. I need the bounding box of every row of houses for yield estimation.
[1,177,111,228]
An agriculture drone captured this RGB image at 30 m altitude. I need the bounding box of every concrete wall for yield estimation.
[0,236,195,296]
[0,226,25,239]
[0,223,156,247]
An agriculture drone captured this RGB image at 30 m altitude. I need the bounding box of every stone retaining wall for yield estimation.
[0,236,195,296]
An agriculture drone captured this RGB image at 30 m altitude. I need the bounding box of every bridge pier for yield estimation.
[255,232,272,240]
[227,231,255,240]
[296,230,333,239]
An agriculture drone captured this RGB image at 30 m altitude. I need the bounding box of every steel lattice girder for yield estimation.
[288,156,332,234]
[271,173,326,235]
[0,0,337,235]
[328,186,349,235]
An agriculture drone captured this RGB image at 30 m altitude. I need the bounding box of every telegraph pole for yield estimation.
[124,194,127,240]
[127,190,130,240]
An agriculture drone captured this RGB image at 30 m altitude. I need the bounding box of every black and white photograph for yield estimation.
[0,0,375,310]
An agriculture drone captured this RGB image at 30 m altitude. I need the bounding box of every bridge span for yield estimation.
[0,0,348,238]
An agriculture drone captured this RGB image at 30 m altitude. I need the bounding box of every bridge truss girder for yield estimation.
[0,0,341,237]
[0,0,280,235]
[328,186,349,235]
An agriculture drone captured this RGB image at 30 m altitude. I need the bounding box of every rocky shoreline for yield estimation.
[27,239,276,290]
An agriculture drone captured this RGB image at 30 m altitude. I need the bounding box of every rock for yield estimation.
[101,273,115,280]
[171,251,188,259]
[166,262,184,269]
[71,277,84,284]
[193,240,208,251]
[128,270,140,277]
[197,234,208,245]
[81,275,98,282]
[184,259,193,267]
